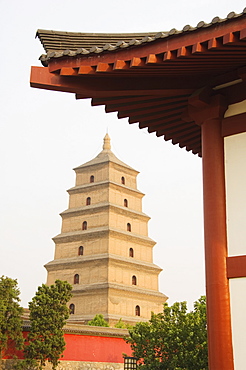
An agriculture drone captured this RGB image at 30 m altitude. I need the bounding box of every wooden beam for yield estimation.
[91,95,157,106]
[186,137,201,151]
[227,255,246,278]
[31,66,85,94]
[170,129,200,143]
[240,28,246,40]
[96,63,112,72]
[78,66,95,74]
[163,50,176,61]
[105,96,184,113]
[150,118,181,132]
[130,57,146,67]
[31,67,195,98]
[129,104,186,124]
[113,60,129,70]
[117,99,188,118]
[164,123,198,137]
[177,46,191,58]
[155,120,193,137]
[222,112,246,137]
[218,80,246,105]
[208,37,223,49]
[192,42,207,54]
[178,136,201,150]
[223,32,238,45]
[140,114,182,129]
[146,54,163,64]
[60,67,78,76]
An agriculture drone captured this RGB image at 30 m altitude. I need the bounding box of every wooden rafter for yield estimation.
[31,14,246,157]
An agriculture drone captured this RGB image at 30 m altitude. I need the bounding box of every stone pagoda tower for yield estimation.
[45,134,167,325]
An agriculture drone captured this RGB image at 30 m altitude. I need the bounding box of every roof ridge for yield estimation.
[37,9,246,65]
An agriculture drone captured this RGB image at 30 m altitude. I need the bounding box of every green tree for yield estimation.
[115,318,127,329]
[114,318,132,330]
[88,314,109,327]
[126,296,207,370]
[22,280,72,370]
[0,276,23,369]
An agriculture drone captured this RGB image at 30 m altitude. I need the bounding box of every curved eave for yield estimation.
[45,253,162,272]
[60,202,150,221]
[67,180,144,197]
[31,14,246,156]
[52,227,156,246]
[36,11,245,63]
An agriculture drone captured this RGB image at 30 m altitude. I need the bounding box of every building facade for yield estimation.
[45,134,167,325]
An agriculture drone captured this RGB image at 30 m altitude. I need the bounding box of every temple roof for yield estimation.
[37,10,245,65]
[31,9,246,157]
[37,30,158,63]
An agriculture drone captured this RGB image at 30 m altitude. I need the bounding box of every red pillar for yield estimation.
[188,94,234,369]
[202,117,234,369]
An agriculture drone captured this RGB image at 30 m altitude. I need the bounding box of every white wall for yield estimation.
[225,132,246,257]
[224,101,246,370]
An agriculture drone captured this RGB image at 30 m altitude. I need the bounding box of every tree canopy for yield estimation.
[0,276,23,368]
[126,296,207,370]
[88,314,109,327]
[21,280,72,370]
[114,318,128,329]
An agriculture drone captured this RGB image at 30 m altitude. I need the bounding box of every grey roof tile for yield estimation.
[36,9,245,65]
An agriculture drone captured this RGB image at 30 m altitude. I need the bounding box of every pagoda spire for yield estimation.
[103,133,111,151]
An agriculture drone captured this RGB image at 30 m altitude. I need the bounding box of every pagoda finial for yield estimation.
[103,133,111,150]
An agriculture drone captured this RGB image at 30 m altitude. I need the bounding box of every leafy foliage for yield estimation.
[14,358,39,370]
[126,296,207,370]
[0,276,23,367]
[88,314,109,327]
[22,280,72,370]
[114,318,127,329]
[114,319,132,330]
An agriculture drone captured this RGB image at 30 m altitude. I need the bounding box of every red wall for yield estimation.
[4,332,28,359]
[62,333,132,363]
[4,331,132,363]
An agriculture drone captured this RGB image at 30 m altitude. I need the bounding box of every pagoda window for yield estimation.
[135,305,140,316]
[121,176,125,185]
[69,303,75,314]
[127,223,131,232]
[78,246,84,256]
[82,221,87,230]
[132,275,137,285]
[74,274,79,284]
[129,248,134,257]
[124,199,128,207]
[90,175,94,183]
[86,197,91,205]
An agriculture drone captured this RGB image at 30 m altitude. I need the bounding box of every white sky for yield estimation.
[0,0,245,311]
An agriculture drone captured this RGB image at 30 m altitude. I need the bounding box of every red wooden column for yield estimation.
[188,94,234,370]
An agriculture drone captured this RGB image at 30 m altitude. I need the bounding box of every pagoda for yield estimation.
[45,134,167,325]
